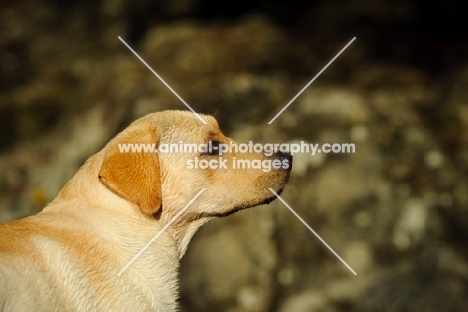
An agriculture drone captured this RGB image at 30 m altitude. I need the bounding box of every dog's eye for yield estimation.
[202,141,221,155]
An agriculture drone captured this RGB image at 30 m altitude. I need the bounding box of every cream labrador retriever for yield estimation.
[0,110,291,312]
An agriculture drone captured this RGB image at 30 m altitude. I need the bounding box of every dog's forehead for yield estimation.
[154,111,222,141]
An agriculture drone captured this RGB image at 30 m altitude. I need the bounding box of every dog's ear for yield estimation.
[98,127,162,215]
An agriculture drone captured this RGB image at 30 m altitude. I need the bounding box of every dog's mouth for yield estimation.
[260,187,284,205]
[184,187,285,221]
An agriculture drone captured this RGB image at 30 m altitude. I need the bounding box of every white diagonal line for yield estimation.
[117,188,206,276]
[269,188,357,275]
[268,37,356,124]
[118,36,207,125]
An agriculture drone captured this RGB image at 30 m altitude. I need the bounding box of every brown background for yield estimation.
[1,0,468,311]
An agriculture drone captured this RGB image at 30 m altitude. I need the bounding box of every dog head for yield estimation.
[98,110,292,255]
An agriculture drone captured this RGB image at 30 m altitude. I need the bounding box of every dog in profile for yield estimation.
[0,110,291,311]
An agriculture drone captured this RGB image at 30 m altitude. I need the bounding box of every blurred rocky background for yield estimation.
[1,0,468,311]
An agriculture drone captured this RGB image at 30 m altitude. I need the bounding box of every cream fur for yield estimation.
[0,111,291,312]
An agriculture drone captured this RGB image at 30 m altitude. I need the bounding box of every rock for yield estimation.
[279,290,329,312]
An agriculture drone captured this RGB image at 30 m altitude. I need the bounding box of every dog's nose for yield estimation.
[274,150,293,170]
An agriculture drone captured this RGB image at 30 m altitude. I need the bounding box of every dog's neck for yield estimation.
[169,218,209,258]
